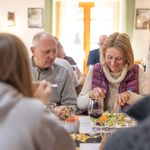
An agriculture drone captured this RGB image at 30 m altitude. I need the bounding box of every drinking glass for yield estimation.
[88,98,104,135]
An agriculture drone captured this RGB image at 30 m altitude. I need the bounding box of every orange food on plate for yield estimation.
[98,114,109,123]
[65,115,79,123]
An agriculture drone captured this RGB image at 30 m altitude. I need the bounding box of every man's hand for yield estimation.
[33,80,51,103]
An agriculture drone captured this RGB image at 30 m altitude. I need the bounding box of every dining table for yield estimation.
[71,116,101,150]
[69,113,136,150]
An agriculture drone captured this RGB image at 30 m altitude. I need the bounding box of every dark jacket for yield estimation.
[106,96,150,150]
[87,48,99,66]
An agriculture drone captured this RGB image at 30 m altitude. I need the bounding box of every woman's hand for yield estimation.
[116,91,130,106]
[33,80,51,103]
[89,87,105,100]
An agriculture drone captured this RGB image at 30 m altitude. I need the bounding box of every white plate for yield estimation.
[62,120,79,133]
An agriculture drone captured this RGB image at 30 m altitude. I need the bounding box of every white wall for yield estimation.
[0,0,44,52]
[133,0,150,63]
[0,0,150,67]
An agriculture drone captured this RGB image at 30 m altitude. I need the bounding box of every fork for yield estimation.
[112,102,120,113]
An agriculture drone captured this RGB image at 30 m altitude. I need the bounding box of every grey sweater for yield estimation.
[0,82,75,150]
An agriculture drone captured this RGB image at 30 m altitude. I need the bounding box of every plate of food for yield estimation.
[62,115,79,133]
[94,112,136,133]
[71,133,101,147]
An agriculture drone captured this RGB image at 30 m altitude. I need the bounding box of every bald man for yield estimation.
[29,32,77,118]
[87,35,107,66]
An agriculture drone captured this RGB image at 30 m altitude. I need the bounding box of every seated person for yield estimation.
[87,34,107,67]
[55,37,85,95]
[30,31,78,118]
[105,96,150,150]
[55,37,81,79]
[55,57,80,88]
[77,32,150,113]
[0,33,75,150]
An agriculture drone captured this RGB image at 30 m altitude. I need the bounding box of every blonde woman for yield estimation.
[77,32,150,112]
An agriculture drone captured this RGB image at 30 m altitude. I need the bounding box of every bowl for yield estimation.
[62,115,79,133]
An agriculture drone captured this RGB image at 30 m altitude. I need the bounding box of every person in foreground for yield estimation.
[30,32,77,119]
[0,33,75,150]
[105,96,150,150]
[77,32,150,112]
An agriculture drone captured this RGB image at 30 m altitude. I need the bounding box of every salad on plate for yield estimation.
[95,112,136,133]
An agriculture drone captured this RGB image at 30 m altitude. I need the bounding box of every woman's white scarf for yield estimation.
[103,65,128,84]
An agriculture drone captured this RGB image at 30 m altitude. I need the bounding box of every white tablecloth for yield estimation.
[79,116,100,150]
[80,143,100,150]
[79,116,92,133]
